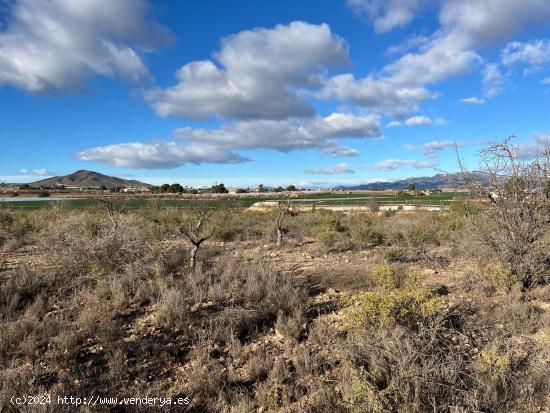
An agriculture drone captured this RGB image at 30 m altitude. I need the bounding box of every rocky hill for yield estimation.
[29,170,151,188]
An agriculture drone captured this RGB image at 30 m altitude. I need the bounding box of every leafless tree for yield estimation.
[276,197,291,247]
[94,196,131,234]
[180,208,215,273]
[458,137,550,291]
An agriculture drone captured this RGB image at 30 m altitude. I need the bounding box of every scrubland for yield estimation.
[0,198,549,412]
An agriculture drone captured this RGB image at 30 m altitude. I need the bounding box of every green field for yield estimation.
[0,191,471,210]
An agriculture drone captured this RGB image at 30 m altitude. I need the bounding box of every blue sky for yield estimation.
[0,0,549,187]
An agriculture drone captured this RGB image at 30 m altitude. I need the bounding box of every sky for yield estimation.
[0,0,549,188]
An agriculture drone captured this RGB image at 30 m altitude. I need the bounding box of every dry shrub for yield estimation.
[382,211,450,249]
[0,266,57,317]
[41,212,156,276]
[311,264,374,291]
[347,214,384,246]
[155,285,191,332]
[0,209,34,250]
[310,211,347,245]
[275,309,306,342]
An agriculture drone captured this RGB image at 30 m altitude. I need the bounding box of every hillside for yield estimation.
[29,170,151,188]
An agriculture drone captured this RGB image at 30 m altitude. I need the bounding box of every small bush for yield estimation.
[343,288,445,333]
[311,212,345,245]
[348,215,383,245]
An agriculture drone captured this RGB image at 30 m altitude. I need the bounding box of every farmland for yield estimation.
[0,190,469,210]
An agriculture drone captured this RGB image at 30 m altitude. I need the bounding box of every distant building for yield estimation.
[122,186,151,193]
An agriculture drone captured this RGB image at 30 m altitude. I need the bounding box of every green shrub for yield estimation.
[477,345,511,382]
[349,216,383,245]
[343,288,444,333]
[311,212,345,245]
[343,265,444,334]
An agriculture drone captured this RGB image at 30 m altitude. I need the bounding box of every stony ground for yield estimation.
[1,230,549,412]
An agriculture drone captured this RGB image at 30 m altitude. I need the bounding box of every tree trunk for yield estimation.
[277,227,283,247]
[190,244,199,273]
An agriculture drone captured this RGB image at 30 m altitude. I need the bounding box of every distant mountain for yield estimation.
[340,172,489,190]
[29,170,151,189]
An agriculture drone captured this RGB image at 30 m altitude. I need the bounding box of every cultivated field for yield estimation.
[1,184,549,412]
[0,190,467,210]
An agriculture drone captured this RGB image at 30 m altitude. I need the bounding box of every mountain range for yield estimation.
[339,172,488,190]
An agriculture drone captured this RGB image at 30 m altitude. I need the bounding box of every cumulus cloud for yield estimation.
[404,115,431,126]
[421,140,458,157]
[401,115,447,126]
[174,113,380,154]
[320,74,433,117]
[0,0,171,92]
[77,141,248,169]
[404,140,458,157]
[78,113,380,168]
[501,39,550,69]
[372,159,436,170]
[459,96,485,104]
[304,163,355,175]
[344,0,550,107]
[346,0,426,33]
[147,21,348,120]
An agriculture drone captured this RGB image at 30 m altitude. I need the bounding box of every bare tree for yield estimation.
[94,196,131,234]
[458,137,550,291]
[180,208,215,273]
[276,197,291,247]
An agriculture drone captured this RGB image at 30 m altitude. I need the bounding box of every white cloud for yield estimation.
[421,140,458,157]
[541,77,550,84]
[77,141,248,169]
[405,115,432,126]
[346,0,426,33]
[320,73,434,117]
[304,163,355,175]
[482,63,504,98]
[147,21,348,120]
[0,0,171,92]
[174,113,380,154]
[402,115,447,126]
[372,159,436,170]
[459,96,485,104]
[32,168,54,177]
[501,39,550,68]
[405,140,458,157]
[78,113,380,168]
[17,168,54,176]
[387,120,403,127]
[322,147,359,157]
[344,0,550,107]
